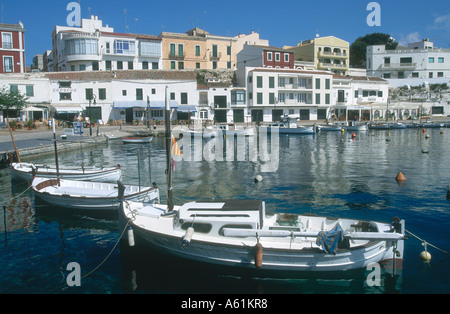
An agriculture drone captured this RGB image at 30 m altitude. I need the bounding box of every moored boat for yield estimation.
[10,162,122,182]
[32,177,159,212]
[122,136,153,144]
[368,123,390,130]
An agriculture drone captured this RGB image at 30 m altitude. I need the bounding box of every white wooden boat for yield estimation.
[260,123,315,135]
[120,197,405,273]
[346,124,368,131]
[122,136,153,144]
[10,162,122,182]
[389,123,407,129]
[318,124,345,132]
[181,125,255,138]
[119,87,405,274]
[32,177,159,211]
[368,123,390,130]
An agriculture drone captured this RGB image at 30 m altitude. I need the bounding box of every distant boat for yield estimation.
[10,162,122,182]
[261,123,315,134]
[122,136,153,144]
[318,124,344,132]
[368,123,390,130]
[389,123,407,129]
[346,124,368,131]
[32,177,159,212]
[418,123,444,128]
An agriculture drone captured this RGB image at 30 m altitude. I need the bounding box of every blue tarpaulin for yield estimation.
[316,224,344,255]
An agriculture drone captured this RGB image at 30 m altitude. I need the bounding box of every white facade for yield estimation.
[52,16,162,73]
[242,67,334,122]
[367,39,450,87]
[0,70,198,124]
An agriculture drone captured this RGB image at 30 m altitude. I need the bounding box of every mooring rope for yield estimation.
[405,229,450,255]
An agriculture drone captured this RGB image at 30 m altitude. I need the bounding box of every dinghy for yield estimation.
[119,86,406,274]
[10,162,122,182]
[32,177,159,211]
[122,136,153,144]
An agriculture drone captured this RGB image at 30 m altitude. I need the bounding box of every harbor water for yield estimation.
[1,127,449,294]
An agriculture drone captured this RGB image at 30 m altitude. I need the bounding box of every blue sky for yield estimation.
[2,0,449,67]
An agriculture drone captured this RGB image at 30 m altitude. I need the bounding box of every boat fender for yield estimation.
[255,242,263,268]
[182,227,194,246]
[419,250,431,262]
[127,226,135,247]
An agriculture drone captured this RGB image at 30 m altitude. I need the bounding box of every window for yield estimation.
[2,33,12,49]
[429,57,435,63]
[257,93,263,104]
[170,93,175,100]
[315,78,321,89]
[178,44,184,57]
[92,61,99,71]
[151,88,156,95]
[325,94,330,104]
[106,60,112,71]
[384,57,390,65]
[128,61,133,70]
[65,38,98,55]
[139,41,161,57]
[231,91,246,104]
[178,61,184,70]
[212,45,218,58]
[438,57,444,63]
[152,62,158,69]
[429,72,433,78]
[275,53,280,61]
[269,77,275,88]
[170,61,176,69]
[284,53,289,62]
[122,90,127,96]
[169,43,176,56]
[10,85,18,93]
[99,88,106,100]
[400,57,413,64]
[212,61,217,69]
[269,93,275,104]
[142,61,149,69]
[337,90,345,103]
[79,64,86,71]
[117,61,123,70]
[325,79,330,89]
[193,45,201,57]
[315,93,320,104]
[378,91,383,97]
[267,52,272,61]
[59,81,71,88]
[278,93,285,103]
[26,85,34,97]
[383,73,391,78]
[181,93,188,105]
[438,72,444,78]
[412,72,419,78]
[196,62,201,69]
[3,56,13,72]
[105,42,110,53]
[85,88,93,100]
[227,46,231,56]
[115,40,135,55]
[257,76,263,88]
[136,88,143,100]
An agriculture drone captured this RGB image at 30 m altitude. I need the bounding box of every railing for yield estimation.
[169,52,185,59]
[209,52,222,60]
[380,63,417,69]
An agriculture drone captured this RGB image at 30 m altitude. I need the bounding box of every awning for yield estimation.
[177,105,197,113]
[24,106,45,112]
[140,100,179,110]
[113,101,147,109]
[52,104,83,113]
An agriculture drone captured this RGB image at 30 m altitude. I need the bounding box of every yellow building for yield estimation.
[159,28,237,70]
[285,36,349,75]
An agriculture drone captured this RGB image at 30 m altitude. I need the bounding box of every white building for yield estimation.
[332,75,389,121]
[52,16,162,72]
[238,67,334,122]
[0,70,198,124]
[366,39,450,87]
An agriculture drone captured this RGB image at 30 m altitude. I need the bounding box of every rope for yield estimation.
[2,184,33,206]
[405,229,450,255]
[81,219,131,280]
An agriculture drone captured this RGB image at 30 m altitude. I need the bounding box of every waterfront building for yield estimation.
[52,16,162,72]
[236,67,334,122]
[0,22,26,74]
[284,36,350,75]
[366,39,450,87]
[332,75,389,121]
[237,44,295,70]
[0,70,198,125]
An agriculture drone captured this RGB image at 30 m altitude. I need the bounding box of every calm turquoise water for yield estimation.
[1,128,449,294]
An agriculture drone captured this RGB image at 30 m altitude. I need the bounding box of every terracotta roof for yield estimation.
[45,70,197,81]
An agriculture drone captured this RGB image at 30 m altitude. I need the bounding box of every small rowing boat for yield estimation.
[122,136,153,144]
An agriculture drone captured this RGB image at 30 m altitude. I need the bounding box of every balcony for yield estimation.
[380,62,417,70]
[318,50,348,59]
[209,52,222,61]
[169,52,185,60]
[318,62,348,71]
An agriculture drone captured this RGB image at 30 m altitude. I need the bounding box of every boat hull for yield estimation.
[32,177,159,211]
[122,136,153,143]
[121,202,404,274]
[10,162,122,182]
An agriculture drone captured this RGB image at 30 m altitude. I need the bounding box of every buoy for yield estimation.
[254,175,263,183]
[422,128,426,133]
[422,149,429,153]
[182,227,194,246]
[419,251,432,263]
[255,242,263,268]
[440,130,444,135]
[395,172,406,182]
[425,134,430,139]
[387,132,391,136]
[341,128,345,133]
[351,132,356,138]
[127,226,135,247]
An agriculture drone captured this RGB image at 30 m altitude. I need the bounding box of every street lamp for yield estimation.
[89,94,96,136]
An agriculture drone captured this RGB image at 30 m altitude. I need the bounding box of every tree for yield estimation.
[0,87,29,119]
[350,33,398,68]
